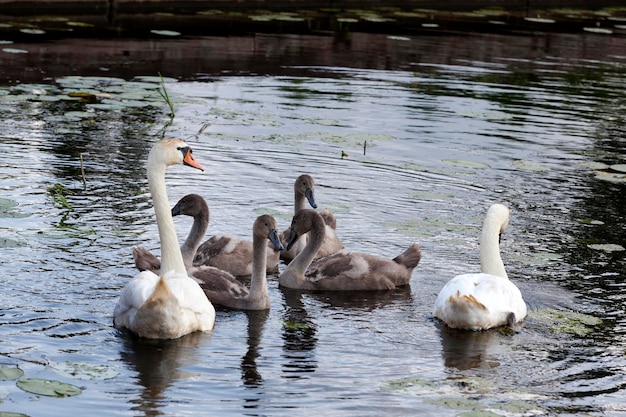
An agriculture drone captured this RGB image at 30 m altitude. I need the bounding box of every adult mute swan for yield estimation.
[279,209,421,290]
[279,174,343,262]
[193,214,284,310]
[433,203,527,330]
[113,139,215,339]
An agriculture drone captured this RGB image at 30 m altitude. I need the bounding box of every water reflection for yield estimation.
[280,289,318,379]
[435,323,501,371]
[306,286,412,310]
[241,309,269,388]
[118,330,210,415]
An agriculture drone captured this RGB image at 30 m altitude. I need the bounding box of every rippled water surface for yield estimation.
[0,31,625,416]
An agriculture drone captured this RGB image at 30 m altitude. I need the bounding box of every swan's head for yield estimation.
[171,193,209,219]
[254,214,284,251]
[149,138,204,172]
[285,209,323,250]
[295,174,317,209]
[486,203,510,234]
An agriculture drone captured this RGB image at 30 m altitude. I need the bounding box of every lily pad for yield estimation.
[587,243,625,252]
[320,132,393,147]
[19,28,46,35]
[583,27,613,34]
[443,159,490,169]
[50,361,118,380]
[513,159,550,171]
[2,48,28,54]
[594,171,626,183]
[610,164,626,173]
[0,198,18,213]
[150,30,181,36]
[384,217,475,238]
[66,21,94,27]
[511,251,562,266]
[16,378,82,397]
[524,17,555,23]
[304,118,341,126]
[410,191,454,200]
[0,366,24,381]
[0,237,21,248]
[388,35,411,41]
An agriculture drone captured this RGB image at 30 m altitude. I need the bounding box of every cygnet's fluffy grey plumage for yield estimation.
[279,209,421,291]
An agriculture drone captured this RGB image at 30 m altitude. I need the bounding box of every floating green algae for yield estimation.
[529,308,601,336]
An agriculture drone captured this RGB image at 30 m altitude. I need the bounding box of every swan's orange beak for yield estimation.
[181,147,204,171]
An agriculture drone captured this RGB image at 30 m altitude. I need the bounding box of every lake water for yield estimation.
[0,30,625,416]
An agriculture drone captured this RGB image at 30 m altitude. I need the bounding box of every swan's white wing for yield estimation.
[164,271,216,330]
[166,273,214,312]
[113,270,160,326]
[473,274,527,321]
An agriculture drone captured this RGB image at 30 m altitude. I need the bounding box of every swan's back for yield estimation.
[194,235,255,276]
[433,272,527,330]
[303,243,421,291]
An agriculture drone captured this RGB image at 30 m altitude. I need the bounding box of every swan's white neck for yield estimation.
[479,214,508,279]
[249,232,268,298]
[147,156,186,276]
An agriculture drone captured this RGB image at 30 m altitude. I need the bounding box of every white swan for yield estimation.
[113,139,216,339]
[433,203,527,330]
[279,209,421,290]
[279,174,343,262]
